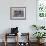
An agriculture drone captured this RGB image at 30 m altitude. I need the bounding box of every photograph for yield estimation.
[10,7,26,20]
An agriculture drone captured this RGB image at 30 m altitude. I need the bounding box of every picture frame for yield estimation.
[36,0,46,26]
[10,7,26,20]
[37,0,46,19]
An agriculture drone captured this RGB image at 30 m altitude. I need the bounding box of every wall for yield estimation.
[0,0,36,42]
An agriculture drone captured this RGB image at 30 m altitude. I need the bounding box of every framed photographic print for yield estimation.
[37,0,46,19]
[10,7,26,20]
[36,0,46,26]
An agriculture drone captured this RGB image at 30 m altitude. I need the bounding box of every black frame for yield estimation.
[10,7,26,20]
